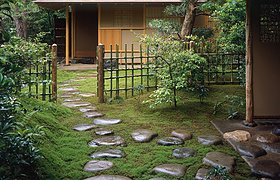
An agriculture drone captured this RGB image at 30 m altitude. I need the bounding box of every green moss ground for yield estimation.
[21,68,256,180]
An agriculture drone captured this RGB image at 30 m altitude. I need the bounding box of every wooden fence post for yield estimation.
[52,44,58,102]
[98,44,105,103]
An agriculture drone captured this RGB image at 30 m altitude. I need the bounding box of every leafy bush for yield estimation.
[141,34,207,108]
[206,166,232,180]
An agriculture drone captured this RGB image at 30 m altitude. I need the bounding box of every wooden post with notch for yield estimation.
[98,44,105,103]
[52,44,58,102]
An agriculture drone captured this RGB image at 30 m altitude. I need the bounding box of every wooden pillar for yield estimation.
[65,5,70,65]
[98,44,105,103]
[52,44,58,102]
[245,0,254,125]
[71,5,75,59]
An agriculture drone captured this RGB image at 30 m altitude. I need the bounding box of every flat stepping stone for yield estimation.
[60,94,72,98]
[63,98,82,102]
[237,143,266,158]
[84,112,104,118]
[94,119,122,125]
[83,160,113,172]
[92,136,126,146]
[252,160,280,179]
[62,102,91,108]
[195,168,209,180]
[260,142,280,153]
[73,124,96,131]
[272,126,280,136]
[172,147,196,158]
[79,106,97,113]
[223,130,251,142]
[157,137,184,146]
[59,87,78,92]
[198,135,223,145]
[79,93,96,97]
[59,83,70,87]
[153,164,186,177]
[95,128,114,136]
[254,133,280,143]
[203,152,235,172]
[131,129,158,142]
[171,130,192,141]
[149,178,167,180]
[84,175,132,180]
[90,149,125,158]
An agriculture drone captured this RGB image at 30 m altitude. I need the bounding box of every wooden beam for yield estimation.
[245,0,254,125]
[65,5,70,65]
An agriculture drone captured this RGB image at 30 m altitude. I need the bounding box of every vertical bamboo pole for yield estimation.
[131,44,134,96]
[116,44,120,97]
[125,44,128,98]
[42,61,47,101]
[52,44,58,102]
[245,0,254,125]
[110,44,113,98]
[98,44,105,103]
[71,5,75,59]
[65,5,70,65]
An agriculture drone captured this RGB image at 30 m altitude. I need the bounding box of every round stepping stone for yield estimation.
[198,135,223,145]
[223,130,251,142]
[252,160,280,179]
[254,133,279,143]
[195,168,209,180]
[83,160,113,172]
[272,126,280,136]
[153,164,186,177]
[95,128,114,136]
[131,129,158,143]
[94,119,122,125]
[90,149,125,158]
[236,143,266,158]
[62,102,91,108]
[79,93,96,97]
[79,106,97,113]
[84,175,132,180]
[172,148,196,158]
[73,124,96,131]
[203,152,235,172]
[157,137,184,146]
[84,112,104,118]
[63,98,82,102]
[171,130,192,141]
[92,136,126,146]
[59,87,78,92]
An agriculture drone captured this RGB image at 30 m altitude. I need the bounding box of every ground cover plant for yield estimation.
[25,68,256,180]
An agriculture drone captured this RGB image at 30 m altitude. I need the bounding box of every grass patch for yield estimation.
[20,68,255,180]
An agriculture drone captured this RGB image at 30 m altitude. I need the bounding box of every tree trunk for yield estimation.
[14,0,27,39]
[180,0,196,40]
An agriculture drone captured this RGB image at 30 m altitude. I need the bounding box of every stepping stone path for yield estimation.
[131,129,158,143]
[198,135,223,145]
[203,152,235,172]
[95,128,114,136]
[252,160,280,179]
[157,137,184,146]
[79,93,96,97]
[272,126,280,136]
[62,102,91,108]
[253,133,280,143]
[79,106,97,113]
[63,98,81,102]
[84,111,104,118]
[91,136,126,146]
[59,87,78,92]
[94,119,122,125]
[84,160,113,172]
[171,130,192,141]
[90,149,125,158]
[84,175,132,180]
[195,168,209,180]
[153,164,186,177]
[236,143,266,158]
[223,130,251,142]
[73,124,96,132]
[172,147,196,158]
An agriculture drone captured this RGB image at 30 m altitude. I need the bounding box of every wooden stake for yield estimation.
[52,44,58,102]
[98,44,105,103]
[245,0,254,124]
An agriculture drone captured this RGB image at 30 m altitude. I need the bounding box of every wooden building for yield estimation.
[35,0,211,64]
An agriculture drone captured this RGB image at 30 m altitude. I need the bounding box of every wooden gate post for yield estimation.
[98,44,105,103]
[52,44,58,102]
